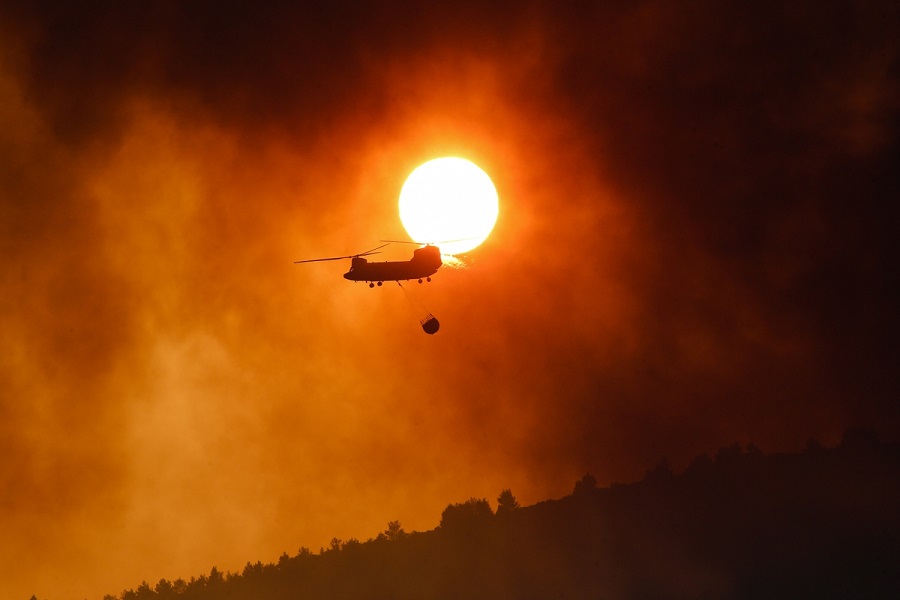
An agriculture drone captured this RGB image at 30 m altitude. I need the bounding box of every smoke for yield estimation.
[0,2,898,598]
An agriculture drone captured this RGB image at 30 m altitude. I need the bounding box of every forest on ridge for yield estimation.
[37,428,899,600]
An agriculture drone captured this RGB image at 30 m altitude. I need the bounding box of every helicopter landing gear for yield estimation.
[369,282,375,288]
[376,281,383,286]
[426,277,432,282]
[418,278,423,284]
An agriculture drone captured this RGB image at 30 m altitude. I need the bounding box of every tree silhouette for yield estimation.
[153,579,175,599]
[496,489,520,515]
[573,473,598,496]
[643,458,674,484]
[439,497,493,530]
[379,520,407,541]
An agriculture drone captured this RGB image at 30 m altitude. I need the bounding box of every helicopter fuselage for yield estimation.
[343,245,442,283]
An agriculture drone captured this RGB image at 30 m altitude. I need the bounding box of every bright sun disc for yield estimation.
[399,157,499,255]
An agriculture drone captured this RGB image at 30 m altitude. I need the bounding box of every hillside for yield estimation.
[100,429,899,600]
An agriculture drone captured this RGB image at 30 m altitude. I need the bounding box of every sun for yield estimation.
[399,157,499,255]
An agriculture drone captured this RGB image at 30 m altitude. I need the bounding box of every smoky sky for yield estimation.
[1,2,898,598]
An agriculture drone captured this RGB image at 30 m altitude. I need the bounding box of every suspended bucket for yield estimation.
[420,314,440,335]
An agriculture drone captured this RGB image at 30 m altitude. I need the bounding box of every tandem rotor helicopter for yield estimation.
[296,156,499,335]
[294,241,454,334]
[294,241,443,288]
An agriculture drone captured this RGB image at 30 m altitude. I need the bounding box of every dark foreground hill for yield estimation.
[105,429,899,600]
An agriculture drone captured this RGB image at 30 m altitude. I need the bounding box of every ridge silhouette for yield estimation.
[98,428,898,600]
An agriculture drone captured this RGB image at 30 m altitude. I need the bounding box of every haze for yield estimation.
[1,3,897,599]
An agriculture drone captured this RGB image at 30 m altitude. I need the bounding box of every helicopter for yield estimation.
[295,241,447,334]
[294,241,443,288]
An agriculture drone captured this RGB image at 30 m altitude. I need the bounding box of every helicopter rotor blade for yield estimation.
[294,255,354,264]
[379,239,437,245]
[358,243,390,256]
[294,243,389,264]
[379,237,477,247]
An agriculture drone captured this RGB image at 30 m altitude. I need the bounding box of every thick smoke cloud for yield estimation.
[1,2,897,598]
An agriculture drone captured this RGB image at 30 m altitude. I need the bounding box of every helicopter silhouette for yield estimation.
[294,241,443,288]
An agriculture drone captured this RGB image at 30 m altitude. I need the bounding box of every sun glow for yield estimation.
[399,157,499,255]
